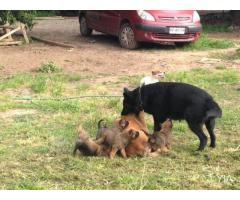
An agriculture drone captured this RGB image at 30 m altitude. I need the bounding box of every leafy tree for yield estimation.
[0,11,36,28]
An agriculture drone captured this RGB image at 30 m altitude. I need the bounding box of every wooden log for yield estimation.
[0,26,21,41]
[0,41,22,46]
[30,35,75,48]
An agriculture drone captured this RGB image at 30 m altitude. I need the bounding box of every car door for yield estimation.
[86,11,105,32]
[101,11,121,35]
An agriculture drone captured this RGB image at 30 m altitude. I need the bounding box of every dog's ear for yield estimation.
[119,119,129,129]
[123,87,132,98]
[129,130,139,139]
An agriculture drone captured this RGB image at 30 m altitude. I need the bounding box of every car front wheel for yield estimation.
[119,23,139,49]
[79,16,92,36]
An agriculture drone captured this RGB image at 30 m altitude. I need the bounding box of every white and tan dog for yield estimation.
[140,71,166,86]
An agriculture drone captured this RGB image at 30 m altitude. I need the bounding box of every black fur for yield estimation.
[121,82,222,151]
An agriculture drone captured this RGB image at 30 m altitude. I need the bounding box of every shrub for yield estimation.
[0,11,36,28]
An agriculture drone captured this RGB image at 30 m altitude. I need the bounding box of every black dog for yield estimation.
[121,82,222,151]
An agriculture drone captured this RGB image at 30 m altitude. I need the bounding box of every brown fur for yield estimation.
[148,119,172,153]
[96,119,139,159]
[73,125,110,156]
[118,111,151,157]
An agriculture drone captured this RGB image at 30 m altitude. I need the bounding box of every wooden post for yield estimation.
[20,23,29,44]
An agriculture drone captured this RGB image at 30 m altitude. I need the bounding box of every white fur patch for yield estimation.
[140,76,159,86]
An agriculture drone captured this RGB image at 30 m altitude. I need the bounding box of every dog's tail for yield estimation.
[205,99,222,119]
[98,119,105,129]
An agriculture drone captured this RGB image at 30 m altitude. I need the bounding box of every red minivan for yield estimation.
[79,10,202,49]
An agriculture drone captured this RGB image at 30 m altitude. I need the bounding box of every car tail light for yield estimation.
[193,11,200,22]
[137,10,155,21]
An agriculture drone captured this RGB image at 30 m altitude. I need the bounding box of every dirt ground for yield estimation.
[0,17,240,78]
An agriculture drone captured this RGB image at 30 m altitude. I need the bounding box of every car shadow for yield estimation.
[83,33,120,48]
[78,32,179,50]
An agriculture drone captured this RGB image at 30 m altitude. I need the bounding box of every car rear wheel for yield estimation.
[79,16,92,36]
[119,23,139,50]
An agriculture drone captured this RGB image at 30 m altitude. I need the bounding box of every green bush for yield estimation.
[0,11,36,28]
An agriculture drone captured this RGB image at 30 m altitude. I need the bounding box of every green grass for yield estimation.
[0,68,239,189]
[202,23,233,33]
[183,34,235,51]
[211,48,240,60]
[34,11,57,17]
[36,62,62,73]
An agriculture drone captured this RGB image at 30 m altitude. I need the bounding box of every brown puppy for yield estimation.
[96,119,139,159]
[148,119,172,153]
[119,111,151,157]
[73,125,110,156]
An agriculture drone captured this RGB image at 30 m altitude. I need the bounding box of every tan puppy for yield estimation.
[73,125,110,157]
[148,119,172,153]
[118,111,151,157]
[96,119,139,159]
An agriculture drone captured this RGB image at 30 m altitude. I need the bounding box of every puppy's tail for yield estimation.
[205,99,222,119]
[73,139,96,156]
[98,119,105,129]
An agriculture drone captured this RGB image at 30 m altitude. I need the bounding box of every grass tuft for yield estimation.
[36,62,62,73]
[183,34,235,51]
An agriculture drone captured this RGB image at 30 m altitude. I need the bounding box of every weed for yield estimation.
[36,62,62,73]
[0,74,31,91]
[31,76,47,93]
[183,34,235,51]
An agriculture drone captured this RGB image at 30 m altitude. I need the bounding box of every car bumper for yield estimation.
[134,24,201,42]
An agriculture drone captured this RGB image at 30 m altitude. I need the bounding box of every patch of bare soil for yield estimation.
[0,17,239,80]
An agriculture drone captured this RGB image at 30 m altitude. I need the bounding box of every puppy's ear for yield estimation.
[159,122,162,130]
[129,130,139,139]
[119,119,129,129]
[148,136,156,144]
[165,118,173,129]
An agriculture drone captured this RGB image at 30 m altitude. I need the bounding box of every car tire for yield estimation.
[175,42,191,47]
[119,23,139,50]
[79,16,92,36]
